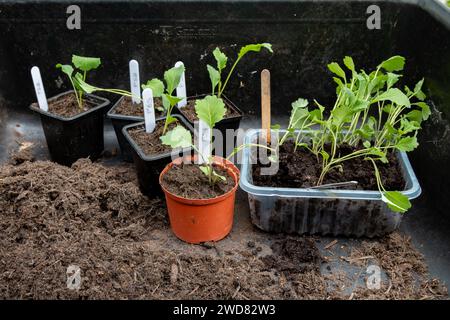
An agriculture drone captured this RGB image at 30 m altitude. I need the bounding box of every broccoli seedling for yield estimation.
[56,55,101,109]
[275,55,430,213]
[206,43,273,97]
[141,64,185,134]
[160,95,274,186]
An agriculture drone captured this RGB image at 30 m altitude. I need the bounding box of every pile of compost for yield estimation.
[0,153,447,299]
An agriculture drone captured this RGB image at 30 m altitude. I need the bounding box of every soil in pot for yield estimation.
[253,141,405,190]
[113,96,164,117]
[161,163,235,199]
[180,98,240,122]
[31,92,97,117]
[127,121,186,156]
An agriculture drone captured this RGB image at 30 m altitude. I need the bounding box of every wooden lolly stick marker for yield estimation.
[261,69,271,144]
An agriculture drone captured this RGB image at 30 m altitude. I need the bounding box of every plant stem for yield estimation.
[218,56,242,98]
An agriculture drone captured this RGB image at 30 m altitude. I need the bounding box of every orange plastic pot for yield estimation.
[159,156,239,244]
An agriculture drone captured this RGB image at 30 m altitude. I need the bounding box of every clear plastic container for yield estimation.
[239,129,422,237]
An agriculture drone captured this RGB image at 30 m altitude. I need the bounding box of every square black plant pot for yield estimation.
[30,90,110,166]
[107,96,165,162]
[175,94,243,157]
[122,114,194,197]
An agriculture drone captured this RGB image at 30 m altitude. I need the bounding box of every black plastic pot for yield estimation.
[122,115,194,197]
[107,97,166,162]
[107,96,144,162]
[29,91,110,166]
[175,94,243,157]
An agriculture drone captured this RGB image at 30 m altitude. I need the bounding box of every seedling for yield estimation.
[56,54,101,109]
[161,95,274,186]
[141,64,185,134]
[275,55,430,213]
[206,43,273,98]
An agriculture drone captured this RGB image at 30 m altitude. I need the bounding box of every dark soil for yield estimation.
[253,141,405,190]
[262,237,322,275]
[32,92,98,118]
[0,152,447,299]
[127,121,184,157]
[113,96,164,118]
[161,163,235,199]
[180,98,240,123]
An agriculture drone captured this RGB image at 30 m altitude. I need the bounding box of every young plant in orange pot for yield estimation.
[159,95,273,243]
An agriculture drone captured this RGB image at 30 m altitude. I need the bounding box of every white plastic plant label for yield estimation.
[175,61,187,108]
[197,120,211,165]
[31,66,48,111]
[129,59,141,104]
[142,88,156,133]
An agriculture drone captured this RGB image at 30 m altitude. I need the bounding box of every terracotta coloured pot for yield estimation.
[159,156,239,244]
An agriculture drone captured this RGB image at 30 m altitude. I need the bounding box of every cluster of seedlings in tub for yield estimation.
[273,55,430,213]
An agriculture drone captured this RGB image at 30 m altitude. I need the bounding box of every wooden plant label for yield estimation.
[261,69,271,143]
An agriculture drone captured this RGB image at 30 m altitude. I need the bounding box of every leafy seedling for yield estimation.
[141,64,185,134]
[276,55,430,213]
[207,43,273,97]
[161,95,274,186]
[56,54,101,109]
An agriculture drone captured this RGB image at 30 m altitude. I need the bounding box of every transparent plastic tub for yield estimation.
[239,129,422,237]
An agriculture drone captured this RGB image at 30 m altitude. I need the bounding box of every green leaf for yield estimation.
[163,94,182,108]
[382,191,411,213]
[141,78,165,97]
[164,64,185,94]
[73,73,97,93]
[405,110,423,123]
[343,56,355,72]
[372,88,410,107]
[378,56,405,72]
[213,47,227,72]
[399,118,420,135]
[366,148,388,163]
[72,55,101,72]
[414,78,426,100]
[414,102,431,121]
[386,73,401,89]
[320,150,329,162]
[331,105,352,126]
[237,43,273,59]
[363,141,371,148]
[207,64,220,94]
[288,98,309,129]
[165,115,178,126]
[327,62,346,80]
[160,126,192,148]
[352,99,370,112]
[56,64,74,78]
[396,136,418,152]
[194,95,226,129]
[357,117,376,140]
